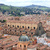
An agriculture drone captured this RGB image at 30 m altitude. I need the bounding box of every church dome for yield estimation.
[19,35,30,42]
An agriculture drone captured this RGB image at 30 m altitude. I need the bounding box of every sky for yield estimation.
[0,0,50,7]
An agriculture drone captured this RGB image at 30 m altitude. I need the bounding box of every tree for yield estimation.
[3,20,6,22]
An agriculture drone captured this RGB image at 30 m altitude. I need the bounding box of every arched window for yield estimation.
[10,30,11,31]
[8,25,9,26]
[22,26,24,28]
[15,30,16,32]
[13,25,14,27]
[20,31,21,32]
[20,45,22,47]
[24,45,26,48]
[34,27,35,29]
[17,26,19,28]
[28,44,30,46]
[28,26,30,29]
[31,32,33,34]
[26,32,27,33]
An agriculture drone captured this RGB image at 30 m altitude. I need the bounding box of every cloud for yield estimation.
[6,0,31,2]
[0,0,50,7]
[15,2,33,6]
[0,1,4,4]
[6,0,50,2]
[6,0,17,2]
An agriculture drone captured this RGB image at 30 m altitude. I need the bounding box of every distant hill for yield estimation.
[0,4,50,16]
[26,4,50,12]
[0,4,5,5]
[26,4,48,8]
[0,4,36,16]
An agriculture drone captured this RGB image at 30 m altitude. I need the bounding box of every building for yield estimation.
[46,30,50,38]
[0,31,37,50]
[3,20,45,37]
[0,14,50,37]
